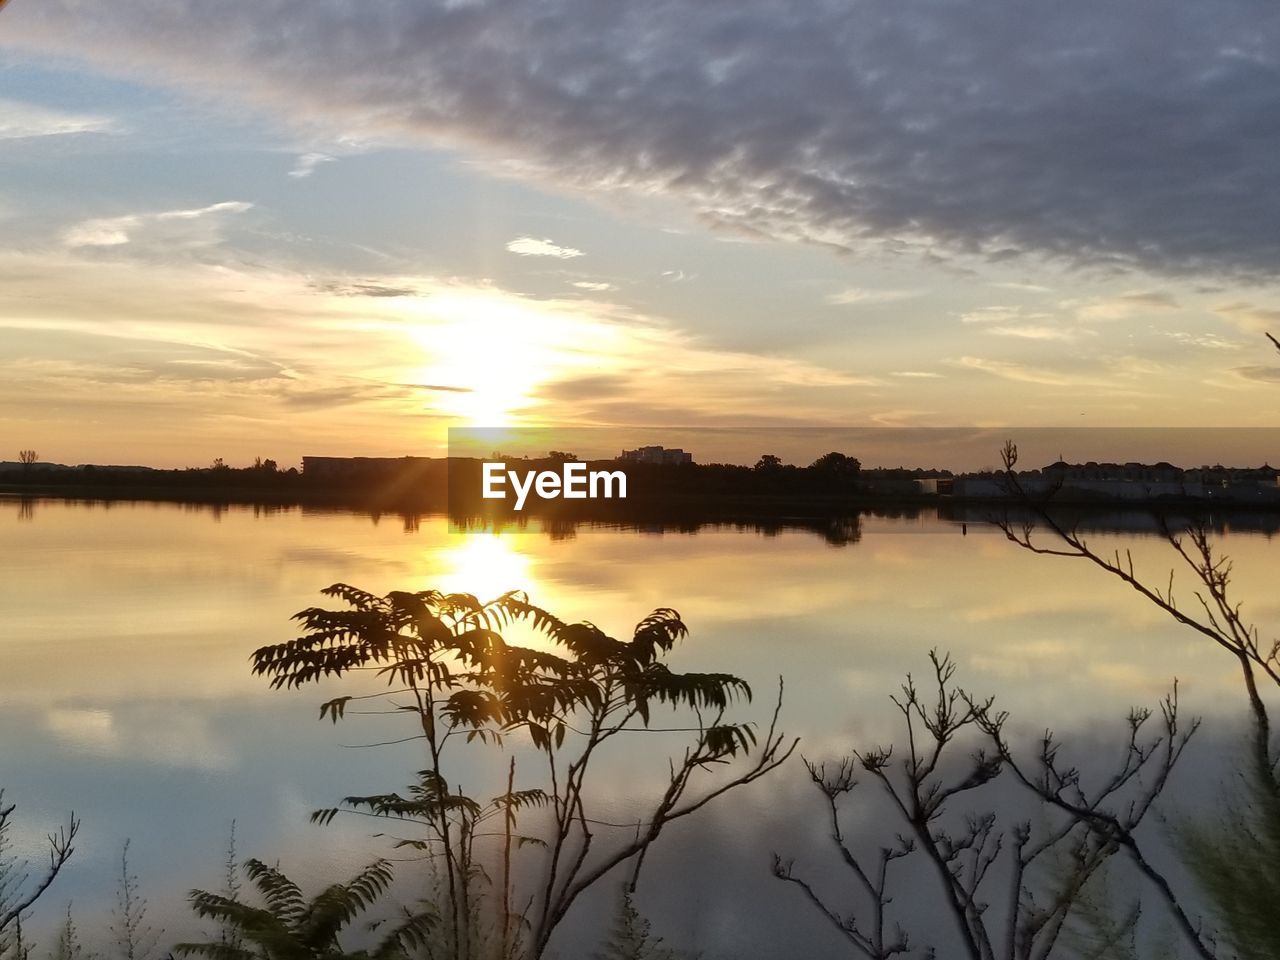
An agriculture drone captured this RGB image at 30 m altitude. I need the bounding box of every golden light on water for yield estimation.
[429,532,568,653]
[432,532,536,602]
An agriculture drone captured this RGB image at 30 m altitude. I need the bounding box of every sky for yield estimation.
[1,0,1279,468]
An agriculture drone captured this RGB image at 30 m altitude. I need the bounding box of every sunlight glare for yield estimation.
[409,290,618,428]
[432,532,536,603]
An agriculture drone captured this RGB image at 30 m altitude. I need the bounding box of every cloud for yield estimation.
[985,324,1084,342]
[506,236,584,259]
[948,356,1081,387]
[0,97,114,139]
[62,201,252,249]
[0,244,877,455]
[571,280,616,292]
[890,371,943,379]
[9,1,1280,277]
[45,705,233,770]
[826,286,919,306]
[63,216,139,248]
[313,280,419,297]
[1233,365,1280,383]
[991,281,1054,294]
[958,304,1088,341]
[1163,331,1243,351]
[1214,302,1280,335]
[288,151,335,177]
[157,200,253,220]
[959,306,1045,325]
[1072,292,1179,323]
[869,409,938,426]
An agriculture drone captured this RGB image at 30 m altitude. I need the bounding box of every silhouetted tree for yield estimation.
[254,585,794,960]
[754,455,784,471]
[809,452,861,476]
[774,652,1192,960]
[0,792,79,956]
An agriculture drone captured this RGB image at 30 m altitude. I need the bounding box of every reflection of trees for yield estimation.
[444,513,870,547]
[822,516,862,546]
[544,518,578,542]
[15,498,34,523]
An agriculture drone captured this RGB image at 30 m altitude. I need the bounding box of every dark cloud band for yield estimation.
[8,0,1280,278]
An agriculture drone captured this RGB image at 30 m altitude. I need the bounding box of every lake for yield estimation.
[1,497,1276,957]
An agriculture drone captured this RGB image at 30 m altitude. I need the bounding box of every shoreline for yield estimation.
[4,479,1279,519]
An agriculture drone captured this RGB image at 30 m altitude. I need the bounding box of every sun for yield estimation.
[403,286,632,430]
[410,291,564,428]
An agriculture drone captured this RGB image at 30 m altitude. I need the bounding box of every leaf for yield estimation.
[319,696,353,723]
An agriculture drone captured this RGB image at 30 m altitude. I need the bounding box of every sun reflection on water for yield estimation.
[431,531,537,603]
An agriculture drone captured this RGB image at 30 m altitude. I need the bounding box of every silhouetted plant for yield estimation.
[1058,860,1180,960]
[48,904,96,960]
[591,886,686,960]
[214,823,245,954]
[0,792,79,957]
[996,436,1280,958]
[252,585,794,960]
[177,858,435,960]
[109,841,159,960]
[774,651,1194,960]
[1178,746,1280,960]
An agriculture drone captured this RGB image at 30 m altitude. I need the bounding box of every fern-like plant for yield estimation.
[176,858,435,960]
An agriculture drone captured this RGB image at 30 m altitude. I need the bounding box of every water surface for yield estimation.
[1,498,1274,955]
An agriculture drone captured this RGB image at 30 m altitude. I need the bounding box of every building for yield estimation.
[912,477,954,495]
[1041,460,1183,483]
[618,446,693,465]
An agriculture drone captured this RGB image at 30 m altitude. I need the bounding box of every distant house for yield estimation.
[618,446,693,465]
[1042,460,1183,483]
[913,477,954,495]
[952,458,1280,502]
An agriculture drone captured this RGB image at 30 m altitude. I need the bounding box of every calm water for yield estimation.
[1,498,1276,955]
